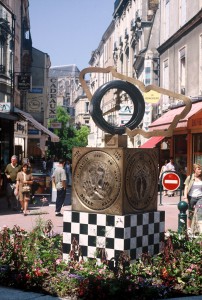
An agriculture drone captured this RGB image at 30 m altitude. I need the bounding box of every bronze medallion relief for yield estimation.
[73,150,121,210]
[125,151,157,211]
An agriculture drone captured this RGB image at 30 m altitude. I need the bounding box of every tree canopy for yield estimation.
[47,106,90,159]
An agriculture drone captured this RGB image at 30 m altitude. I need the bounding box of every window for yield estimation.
[174,135,187,173]
[179,47,186,94]
[164,0,170,40]
[179,0,186,27]
[193,134,202,166]
[0,4,14,106]
[85,102,89,113]
[125,47,129,76]
[162,59,169,110]
[120,53,123,75]
[200,35,202,95]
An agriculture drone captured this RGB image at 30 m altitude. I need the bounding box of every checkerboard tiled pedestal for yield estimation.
[63,210,165,262]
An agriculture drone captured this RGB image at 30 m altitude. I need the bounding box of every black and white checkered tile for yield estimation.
[63,211,165,262]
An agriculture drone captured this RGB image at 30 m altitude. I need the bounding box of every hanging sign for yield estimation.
[17,74,31,91]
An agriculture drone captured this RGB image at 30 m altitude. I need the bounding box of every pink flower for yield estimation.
[56,258,62,265]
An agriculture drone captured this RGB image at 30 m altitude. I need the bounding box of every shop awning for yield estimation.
[14,108,59,142]
[0,112,18,120]
[139,136,164,148]
[149,102,202,130]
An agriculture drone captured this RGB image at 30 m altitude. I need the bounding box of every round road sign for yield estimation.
[162,172,180,191]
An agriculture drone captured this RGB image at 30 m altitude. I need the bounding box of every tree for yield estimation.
[47,107,90,159]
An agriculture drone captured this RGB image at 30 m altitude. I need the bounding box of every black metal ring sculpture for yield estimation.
[89,80,145,135]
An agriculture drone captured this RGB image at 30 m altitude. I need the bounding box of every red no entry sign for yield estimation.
[162,172,180,191]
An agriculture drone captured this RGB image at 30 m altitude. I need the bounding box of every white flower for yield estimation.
[164,231,170,239]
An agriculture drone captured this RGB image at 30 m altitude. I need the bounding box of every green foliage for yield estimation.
[0,225,202,299]
[47,106,89,159]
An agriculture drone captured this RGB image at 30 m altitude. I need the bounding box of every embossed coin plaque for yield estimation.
[72,147,158,215]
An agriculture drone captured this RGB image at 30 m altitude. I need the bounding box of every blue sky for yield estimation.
[29,0,114,71]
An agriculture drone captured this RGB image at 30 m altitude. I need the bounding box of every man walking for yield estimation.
[5,155,21,210]
[52,158,66,216]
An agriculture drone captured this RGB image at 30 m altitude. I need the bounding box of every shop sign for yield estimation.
[48,77,57,119]
[28,129,40,135]
[191,118,202,127]
[143,90,161,104]
[29,88,43,94]
[0,102,10,112]
[17,74,31,91]
[14,121,27,135]
[27,93,42,112]
[50,122,61,128]
[120,104,133,114]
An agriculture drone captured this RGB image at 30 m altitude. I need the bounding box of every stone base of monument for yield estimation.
[63,210,165,262]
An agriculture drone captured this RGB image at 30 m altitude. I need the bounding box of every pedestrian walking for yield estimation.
[65,159,72,187]
[42,157,46,173]
[52,158,66,217]
[4,155,21,210]
[159,160,168,196]
[15,163,33,216]
[184,163,202,233]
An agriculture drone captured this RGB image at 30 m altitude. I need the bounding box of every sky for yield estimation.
[29,0,115,71]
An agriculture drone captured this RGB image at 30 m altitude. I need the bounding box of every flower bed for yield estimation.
[0,219,201,299]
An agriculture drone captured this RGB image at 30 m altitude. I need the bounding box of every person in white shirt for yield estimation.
[184,163,202,230]
[166,157,177,197]
[159,160,168,196]
[52,158,66,217]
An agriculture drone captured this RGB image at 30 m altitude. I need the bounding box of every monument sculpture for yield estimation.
[63,67,192,262]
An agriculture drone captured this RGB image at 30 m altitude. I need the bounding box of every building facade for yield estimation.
[0,0,59,169]
[0,0,24,166]
[88,0,160,148]
[149,0,202,173]
[87,0,202,174]
[49,64,80,125]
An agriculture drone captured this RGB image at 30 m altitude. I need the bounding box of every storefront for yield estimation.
[14,120,28,161]
[141,101,202,174]
[14,107,59,163]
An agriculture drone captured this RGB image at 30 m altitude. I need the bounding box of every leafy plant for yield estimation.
[47,106,90,159]
[0,222,201,299]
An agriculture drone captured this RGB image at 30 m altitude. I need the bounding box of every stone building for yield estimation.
[88,20,115,147]
[88,0,159,148]
[87,0,202,173]
[74,83,90,130]
[148,0,202,173]
[49,64,80,125]
[0,0,59,166]
[0,0,26,165]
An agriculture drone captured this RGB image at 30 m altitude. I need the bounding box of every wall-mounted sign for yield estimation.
[143,90,161,104]
[0,102,11,112]
[14,121,27,135]
[48,77,57,119]
[17,74,32,91]
[27,93,42,112]
[50,122,61,129]
[28,129,40,135]
[191,118,202,128]
[29,88,43,94]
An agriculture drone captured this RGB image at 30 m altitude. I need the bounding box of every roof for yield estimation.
[149,101,202,130]
[49,64,80,77]
[14,108,59,142]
